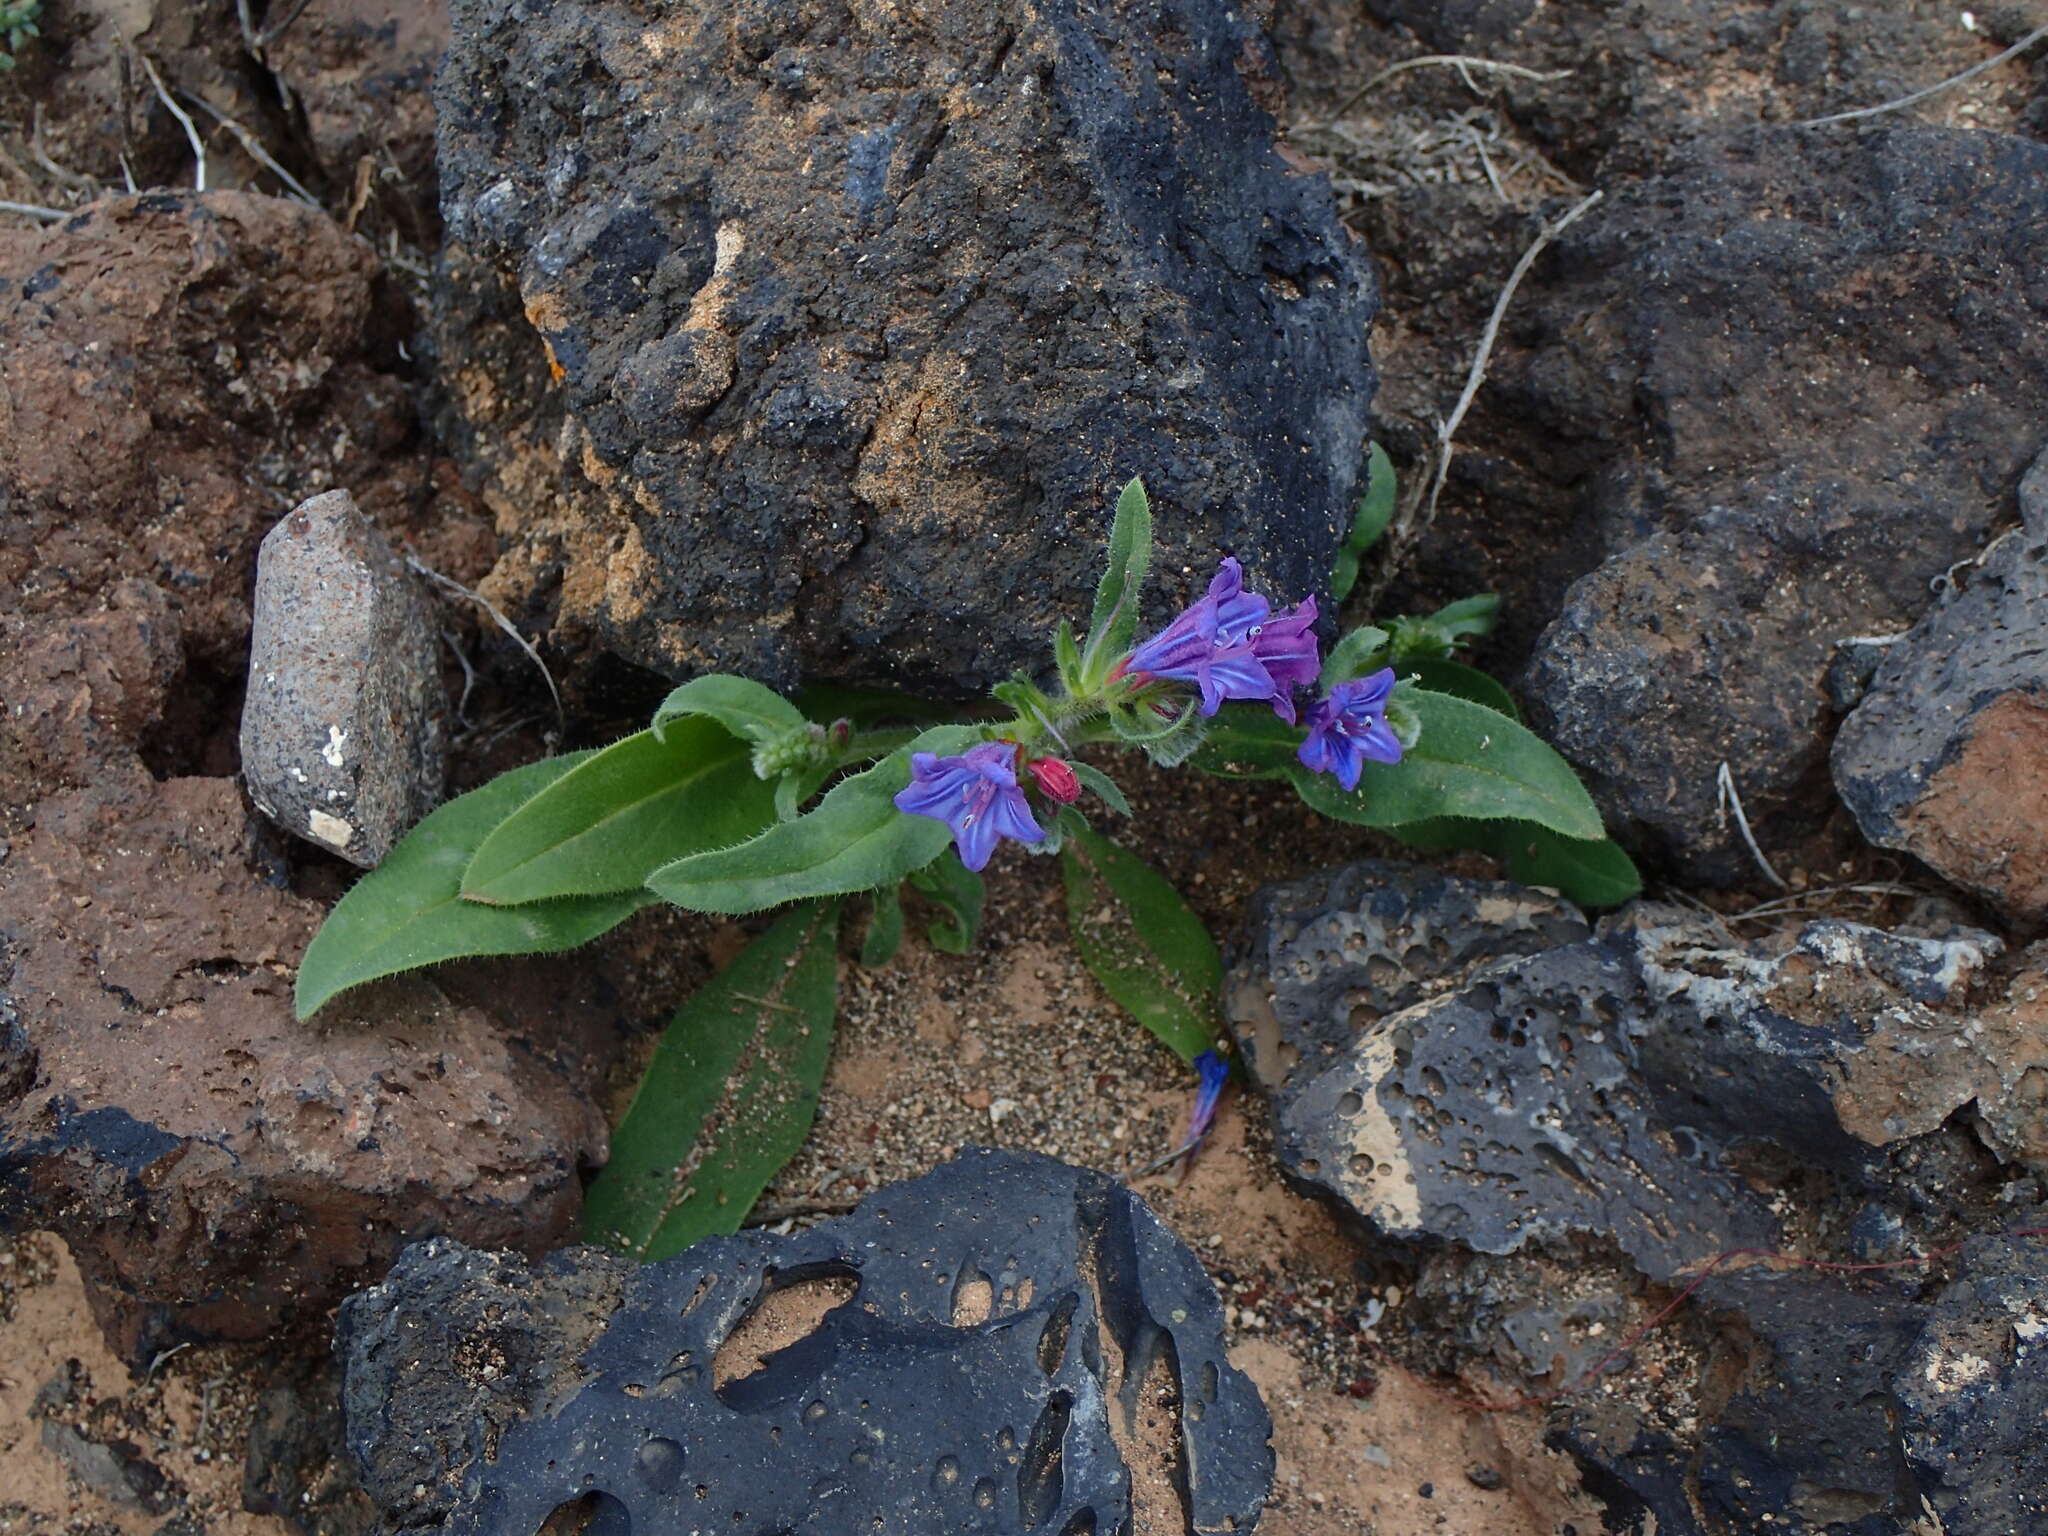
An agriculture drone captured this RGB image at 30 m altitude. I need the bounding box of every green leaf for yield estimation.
[463,720,776,905]
[1401,658,1520,718]
[1070,762,1131,817]
[1060,824,1220,1063]
[861,884,904,968]
[1319,624,1391,689]
[647,725,982,914]
[1185,706,1301,781]
[651,674,807,745]
[1081,477,1153,681]
[294,755,650,1018]
[791,681,952,727]
[582,902,842,1260]
[1331,442,1396,602]
[1289,688,1604,841]
[1386,594,1501,660]
[908,852,984,954]
[1053,619,1082,694]
[1395,817,1642,907]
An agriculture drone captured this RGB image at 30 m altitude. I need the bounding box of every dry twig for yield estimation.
[405,555,566,735]
[1799,22,2048,126]
[1333,54,1573,119]
[0,198,66,221]
[134,51,206,192]
[182,91,319,206]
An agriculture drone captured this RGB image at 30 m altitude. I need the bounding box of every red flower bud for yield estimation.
[1026,756,1082,804]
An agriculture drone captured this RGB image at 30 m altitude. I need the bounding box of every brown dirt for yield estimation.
[0,1233,286,1536]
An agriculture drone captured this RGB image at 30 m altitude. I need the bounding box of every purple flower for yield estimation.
[1186,1050,1230,1144]
[893,741,1045,872]
[1296,668,1403,792]
[1124,558,1320,720]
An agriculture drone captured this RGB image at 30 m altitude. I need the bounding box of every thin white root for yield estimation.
[1333,54,1574,119]
[405,556,567,735]
[1799,22,2048,126]
[0,199,67,221]
[135,51,207,193]
[1716,761,1788,890]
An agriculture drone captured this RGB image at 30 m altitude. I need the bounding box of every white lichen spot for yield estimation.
[1921,1348,1995,1392]
[713,223,744,276]
[308,809,355,851]
[322,724,350,768]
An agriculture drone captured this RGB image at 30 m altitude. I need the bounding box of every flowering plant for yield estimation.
[295,473,1633,1259]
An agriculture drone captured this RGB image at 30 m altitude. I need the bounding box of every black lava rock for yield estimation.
[1230,862,2007,1278]
[1512,129,2048,882]
[432,0,1378,697]
[1833,439,2048,923]
[338,1148,1271,1534]
[1898,1234,2048,1536]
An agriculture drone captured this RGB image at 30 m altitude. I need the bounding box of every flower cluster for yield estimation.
[896,558,1405,872]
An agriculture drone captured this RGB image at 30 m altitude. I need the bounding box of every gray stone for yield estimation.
[1230,861,2011,1278]
[339,1148,1271,1535]
[432,0,1377,696]
[1833,443,2048,922]
[1898,1234,2048,1536]
[240,490,446,867]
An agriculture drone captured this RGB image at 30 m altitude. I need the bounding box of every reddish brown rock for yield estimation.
[1834,448,2048,923]
[0,192,624,1363]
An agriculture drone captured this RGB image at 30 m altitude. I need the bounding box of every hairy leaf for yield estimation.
[1071,762,1131,817]
[651,674,807,745]
[908,851,984,954]
[861,883,904,968]
[582,902,841,1260]
[647,725,981,914]
[1060,824,1220,1062]
[1396,817,1642,907]
[294,754,649,1018]
[1331,442,1396,602]
[1401,657,1520,719]
[1290,688,1603,840]
[463,720,775,905]
[1081,477,1153,681]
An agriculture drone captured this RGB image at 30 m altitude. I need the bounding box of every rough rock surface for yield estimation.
[1898,1234,2048,1536]
[0,193,620,1363]
[434,0,1378,695]
[1229,861,2017,1277]
[242,489,448,867]
[1510,128,2048,882]
[1549,1237,2048,1536]
[1227,859,1590,1098]
[1833,443,2048,922]
[340,1149,1273,1535]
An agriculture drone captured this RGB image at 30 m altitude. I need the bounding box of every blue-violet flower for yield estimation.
[1186,1050,1230,1144]
[893,741,1045,872]
[1124,557,1320,721]
[1296,667,1403,791]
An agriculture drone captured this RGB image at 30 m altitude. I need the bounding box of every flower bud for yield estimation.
[1026,756,1082,804]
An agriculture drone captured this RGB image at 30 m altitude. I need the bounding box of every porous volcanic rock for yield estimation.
[1833,443,2048,922]
[1511,128,2048,882]
[1229,861,2016,1278]
[339,1149,1273,1534]
[0,193,621,1363]
[1549,1236,2048,1536]
[242,489,448,867]
[1898,1233,2048,1536]
[434,0,1378,695]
